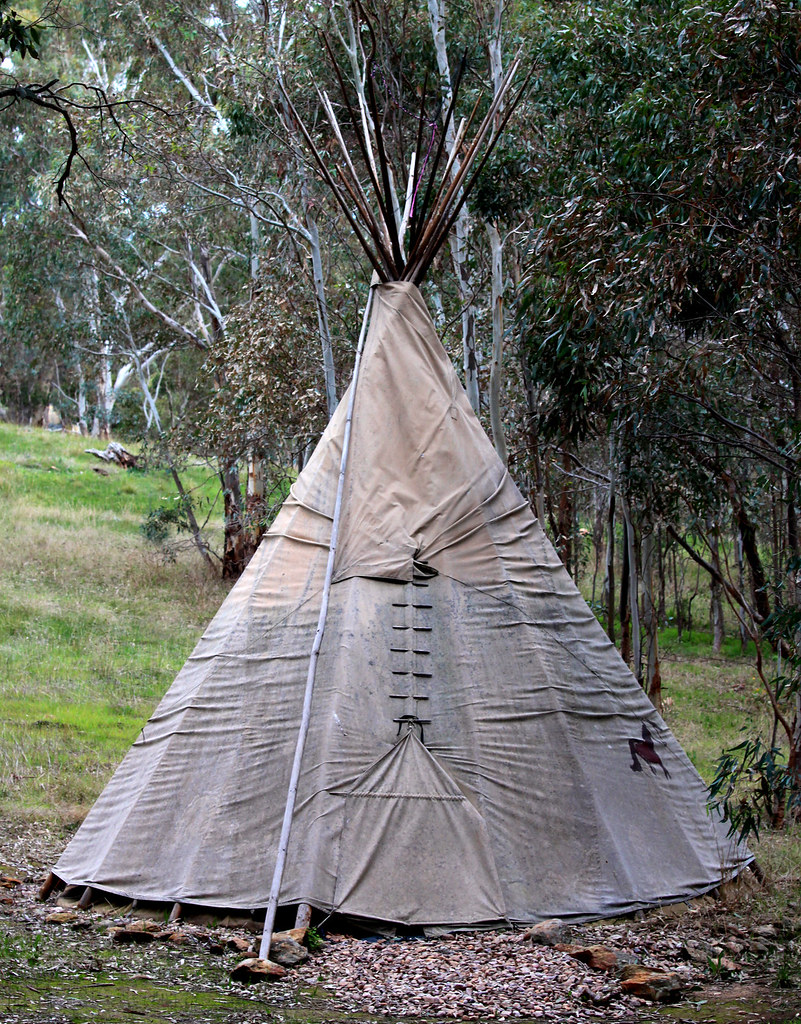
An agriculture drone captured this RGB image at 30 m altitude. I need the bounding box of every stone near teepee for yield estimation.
[230,958,286,983]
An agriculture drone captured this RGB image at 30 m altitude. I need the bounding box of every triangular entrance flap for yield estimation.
[331,730,506,926]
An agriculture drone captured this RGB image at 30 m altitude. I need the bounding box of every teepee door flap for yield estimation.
[332,730,506,926]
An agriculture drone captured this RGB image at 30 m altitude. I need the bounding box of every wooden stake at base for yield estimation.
[77,886,94,909]
[38,871,58,901]
[294,902,313,930]
[169,902,182,923]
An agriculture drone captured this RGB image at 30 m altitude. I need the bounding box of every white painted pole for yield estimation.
[259,281,377,961]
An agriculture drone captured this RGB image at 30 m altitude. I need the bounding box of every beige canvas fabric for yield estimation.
[55,282,749,925]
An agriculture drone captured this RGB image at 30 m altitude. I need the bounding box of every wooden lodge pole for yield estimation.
[259,281,376,962]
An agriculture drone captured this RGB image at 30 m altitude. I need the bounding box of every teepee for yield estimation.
[51,44,748,941]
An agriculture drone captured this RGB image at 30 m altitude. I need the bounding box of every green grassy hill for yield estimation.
[0,424,229,820]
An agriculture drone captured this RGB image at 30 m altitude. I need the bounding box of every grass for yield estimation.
[660,647,768,782]
[0,423,229,821]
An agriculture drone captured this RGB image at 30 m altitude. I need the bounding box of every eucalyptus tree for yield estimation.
[5,0,532,580]
[519,0,800,814]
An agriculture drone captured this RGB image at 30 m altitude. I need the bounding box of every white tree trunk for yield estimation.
[77,361,88,435]
[250,209,261,283]
[85,269,113,439]
[485,0,506,457]
[97,340,114,439]
[135,356,163,435]
[487,221,506,464]
[306,208,337,419]
[427,0,480,414]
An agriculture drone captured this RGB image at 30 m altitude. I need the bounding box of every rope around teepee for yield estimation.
[259,279,377,962]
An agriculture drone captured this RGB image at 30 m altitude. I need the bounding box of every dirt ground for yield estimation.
[2,819,800,1024]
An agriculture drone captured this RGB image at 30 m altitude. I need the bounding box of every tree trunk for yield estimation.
[221,460,247,579]
[532,445,546,527]
[671,544,684,640]
[735,526,748,650]
[485,5,506,455]
[557,448,573,576]
[246,205,269,559]
[246,452,267,553]
[196,245,251,577]
[428,0,480,414]
[620,497,641,676]
[306,209,337,420]
[487,221,507,464]
[641,525,662,710]
[86,269,114,439]
[792,693,801,820]
[657,524,666,626]
[77,360,88,435]
[787,469,800,815]
[787,471,798,607]
[620,513,632,666]
[96,341,113,440]
[604,485,616,644]
[249,209,261,285]
[544,457,559,547]
[722,470,771,622]
[520,355,546,524]
[591,486,605,609]
[603,438,616,643]
[708,514,725,653]
[456,227,479,411]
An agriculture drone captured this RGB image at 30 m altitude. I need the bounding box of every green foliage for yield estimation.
[140,498,193,545]
[0,4,43,60]
[471,141,537,222]
[709,737,796,843]
[762,573,801,678]
[182,261,334,470]
[219,99,262,140]
[111,389,149,440]
[521,0,801,444]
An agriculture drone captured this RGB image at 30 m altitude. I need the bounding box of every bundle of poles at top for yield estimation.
[281,14,527,285]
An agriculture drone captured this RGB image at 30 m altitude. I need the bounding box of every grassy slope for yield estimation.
[660,632,768,783]
[0,424,229,821]
[0,422,797,887]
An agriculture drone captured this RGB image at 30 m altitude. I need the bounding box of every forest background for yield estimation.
[1,0,800,832]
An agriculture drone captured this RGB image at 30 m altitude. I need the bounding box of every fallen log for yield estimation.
[85,442,138,469]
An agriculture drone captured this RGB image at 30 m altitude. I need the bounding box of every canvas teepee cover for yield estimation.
[54,282,749,925]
